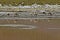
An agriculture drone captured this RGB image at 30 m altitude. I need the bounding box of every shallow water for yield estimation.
[0,19,60,40]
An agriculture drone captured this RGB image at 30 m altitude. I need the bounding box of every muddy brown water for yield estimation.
[0,19,60,40]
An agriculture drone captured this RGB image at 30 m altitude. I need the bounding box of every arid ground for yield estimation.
[0,19,60,40]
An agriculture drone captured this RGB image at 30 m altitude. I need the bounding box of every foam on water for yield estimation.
[0,24,37,29]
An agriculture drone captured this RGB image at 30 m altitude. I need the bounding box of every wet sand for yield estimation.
[0,19,60,40]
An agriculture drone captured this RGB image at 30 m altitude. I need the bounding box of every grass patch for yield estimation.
[0,0,60,5]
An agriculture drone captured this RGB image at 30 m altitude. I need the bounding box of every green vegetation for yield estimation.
[0,0,60,5]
